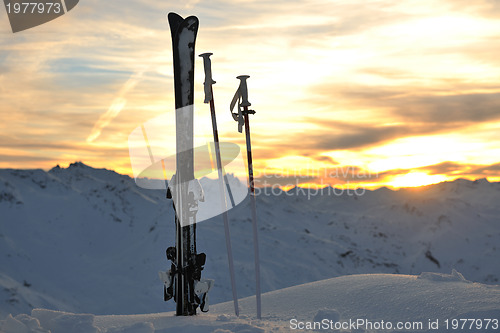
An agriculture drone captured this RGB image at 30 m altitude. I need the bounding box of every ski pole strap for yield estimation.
[199,53,216,103]
[229,89,244,133]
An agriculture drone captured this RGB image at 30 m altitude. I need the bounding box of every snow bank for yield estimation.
[212,272,500,332]
[0,309,156,333]
[1,272,499,332]
[32,309,100,333]
[417,268,469,282]
[104,322,154,333]
[0,314,48,333]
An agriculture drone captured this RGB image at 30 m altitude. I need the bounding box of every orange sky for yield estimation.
[1,0,500,189]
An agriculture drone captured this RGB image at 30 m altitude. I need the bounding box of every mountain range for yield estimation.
[1,162,499,318]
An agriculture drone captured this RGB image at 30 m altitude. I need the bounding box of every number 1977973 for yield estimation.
[6,2,62,14]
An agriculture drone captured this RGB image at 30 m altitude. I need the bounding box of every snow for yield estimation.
[1,163,499,332]
[1,273,499,332]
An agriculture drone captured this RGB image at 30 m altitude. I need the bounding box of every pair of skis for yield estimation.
[162,12,206,317]
[163,12,261,318]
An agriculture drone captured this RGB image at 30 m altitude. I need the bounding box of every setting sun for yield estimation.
[387,172,448,188]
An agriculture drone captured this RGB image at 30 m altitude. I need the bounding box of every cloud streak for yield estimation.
[86,56,148,141]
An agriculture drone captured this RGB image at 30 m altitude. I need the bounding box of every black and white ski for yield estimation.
[163,12,207,316]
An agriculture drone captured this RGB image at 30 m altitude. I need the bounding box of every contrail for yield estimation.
[87,70,144,143]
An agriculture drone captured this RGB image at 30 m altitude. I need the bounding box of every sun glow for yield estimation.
[387,171,448,188]
[366,134,488,173]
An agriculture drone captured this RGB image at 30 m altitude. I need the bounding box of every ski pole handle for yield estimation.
[199,52,216,103]
[236,75,251,107]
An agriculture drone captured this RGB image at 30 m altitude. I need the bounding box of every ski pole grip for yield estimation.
[199,53,216,103]
[236,75,251,107]
[199,53,216,84]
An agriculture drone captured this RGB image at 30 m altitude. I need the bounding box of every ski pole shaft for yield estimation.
[224,171,236,207]
[243,106,261,320]
[233,74,261,319]
[200,52,240,316]
[211,87,240,317]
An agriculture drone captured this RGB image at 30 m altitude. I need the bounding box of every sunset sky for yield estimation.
[1,0,500,189]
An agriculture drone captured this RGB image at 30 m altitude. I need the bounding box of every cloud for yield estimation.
[0,154,54,163]
[310,80,500,122]
[251,118,458,158]
[2,0,500,186]
[0,136,80,151]
[87,98,127,142]
[467,163,500,177]
[301,121,435,151]
[395,93,500,124]
[373,161,500,182]
[87,71,144,143]
[298,80,500,152]
[444,0,500,18]
[308,155,339,165]
[86,67,145,143]
[417,161,466,175]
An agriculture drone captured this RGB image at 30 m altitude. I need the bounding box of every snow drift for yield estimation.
[1,272,499,332]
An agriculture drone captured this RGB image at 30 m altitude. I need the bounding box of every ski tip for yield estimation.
[237,75,250,80]
[167,13,199,25]
[167,12,183,21]
[185,15,200,23]
[167,12,184,34]
[167,13,199,40]
[199,52,213,58]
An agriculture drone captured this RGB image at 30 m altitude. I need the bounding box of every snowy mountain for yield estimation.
[1,163,499,322]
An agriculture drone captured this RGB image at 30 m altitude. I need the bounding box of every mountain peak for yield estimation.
[48,161,91,173]
[473,178,490,185]
[69,161,91,169]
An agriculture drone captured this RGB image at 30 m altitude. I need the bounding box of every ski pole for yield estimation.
[231,75,261,319]
[199,52,240,317]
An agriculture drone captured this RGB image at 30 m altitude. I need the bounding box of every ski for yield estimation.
[165,12,204,316]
